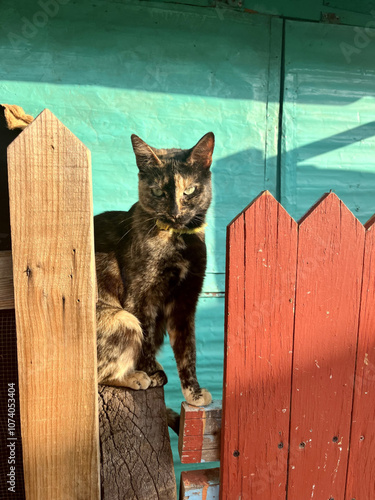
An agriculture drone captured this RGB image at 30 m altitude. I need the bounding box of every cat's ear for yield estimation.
[187,132,215,169]
[131,134,162,169]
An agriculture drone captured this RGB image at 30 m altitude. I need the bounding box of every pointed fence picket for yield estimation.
[221,191,297,499]
[287,193,365,499]
[220,191,375,500]
[181,191,375,500]
[7,109,100,500]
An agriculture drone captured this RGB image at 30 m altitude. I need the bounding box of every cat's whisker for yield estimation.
[117,216,158,242]
[146,222,157,238]
[192,214,205,223]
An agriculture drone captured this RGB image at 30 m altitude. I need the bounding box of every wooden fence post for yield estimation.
[287,193,365,499]
[221,191,297,499]
[7,109,100,499]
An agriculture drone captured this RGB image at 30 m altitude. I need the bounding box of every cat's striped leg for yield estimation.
[149,361,168,387]
[96,303,152,390]
[167,312,212,407]
[135,336,168,388]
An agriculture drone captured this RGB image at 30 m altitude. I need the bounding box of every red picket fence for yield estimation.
[221,191,375,500]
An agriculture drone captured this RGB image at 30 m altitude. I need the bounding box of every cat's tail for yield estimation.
[166,407,180,435]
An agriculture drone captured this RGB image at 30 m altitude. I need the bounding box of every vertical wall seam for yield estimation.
[264,17,274,192]
[276,19,286,202]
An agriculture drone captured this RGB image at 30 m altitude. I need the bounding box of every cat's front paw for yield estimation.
[122,370,152,390]
[149,370,168,387]
[183,387,212,407]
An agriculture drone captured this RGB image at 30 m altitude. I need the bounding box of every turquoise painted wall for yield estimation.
[1,0,375,495]
[281,20,375,223]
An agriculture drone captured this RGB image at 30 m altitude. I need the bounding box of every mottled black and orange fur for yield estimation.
[94,132,214,407]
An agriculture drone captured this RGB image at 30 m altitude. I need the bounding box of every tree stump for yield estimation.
[98,386,177,500]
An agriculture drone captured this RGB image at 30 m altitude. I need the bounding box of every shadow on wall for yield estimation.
[210,121,375,287]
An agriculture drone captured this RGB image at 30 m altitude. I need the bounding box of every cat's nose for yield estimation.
[170,205,180,219]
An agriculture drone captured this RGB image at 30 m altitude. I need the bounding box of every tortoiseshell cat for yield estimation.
[94,132,214,407]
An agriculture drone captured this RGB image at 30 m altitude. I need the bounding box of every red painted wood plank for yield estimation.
[178,401,221,464]
[221,191,297,500]
[179,413,204,463]
[345,216,375,500]
[287,193,365,500]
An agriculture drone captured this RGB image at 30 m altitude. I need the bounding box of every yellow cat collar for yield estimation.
[156,219,207,235]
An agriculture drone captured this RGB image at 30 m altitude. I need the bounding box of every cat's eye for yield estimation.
[152,187,164,197]
[184,186,196,196]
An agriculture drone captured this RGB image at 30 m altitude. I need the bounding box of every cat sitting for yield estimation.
[94,132,214,407]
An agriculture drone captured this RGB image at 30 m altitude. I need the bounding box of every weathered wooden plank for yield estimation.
[99,386,176,500]
[7,109,100,500]
[180,468,220,500]
[221,191,297,499]
[287,193,365,500]
[178,400,221,464]
[345,215,375,500]
[0,251,14,309]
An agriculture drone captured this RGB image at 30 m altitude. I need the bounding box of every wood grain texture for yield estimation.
[287,193,365,500]
[178,400,221,464]
[180,468,220,500]
[0,251,14,309]
[221,191,297,499]
[99,385,176,500]
[345,215,375,500]
[7,109,100,499]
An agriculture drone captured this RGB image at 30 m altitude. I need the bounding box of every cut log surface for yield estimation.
[99,385,177,500]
